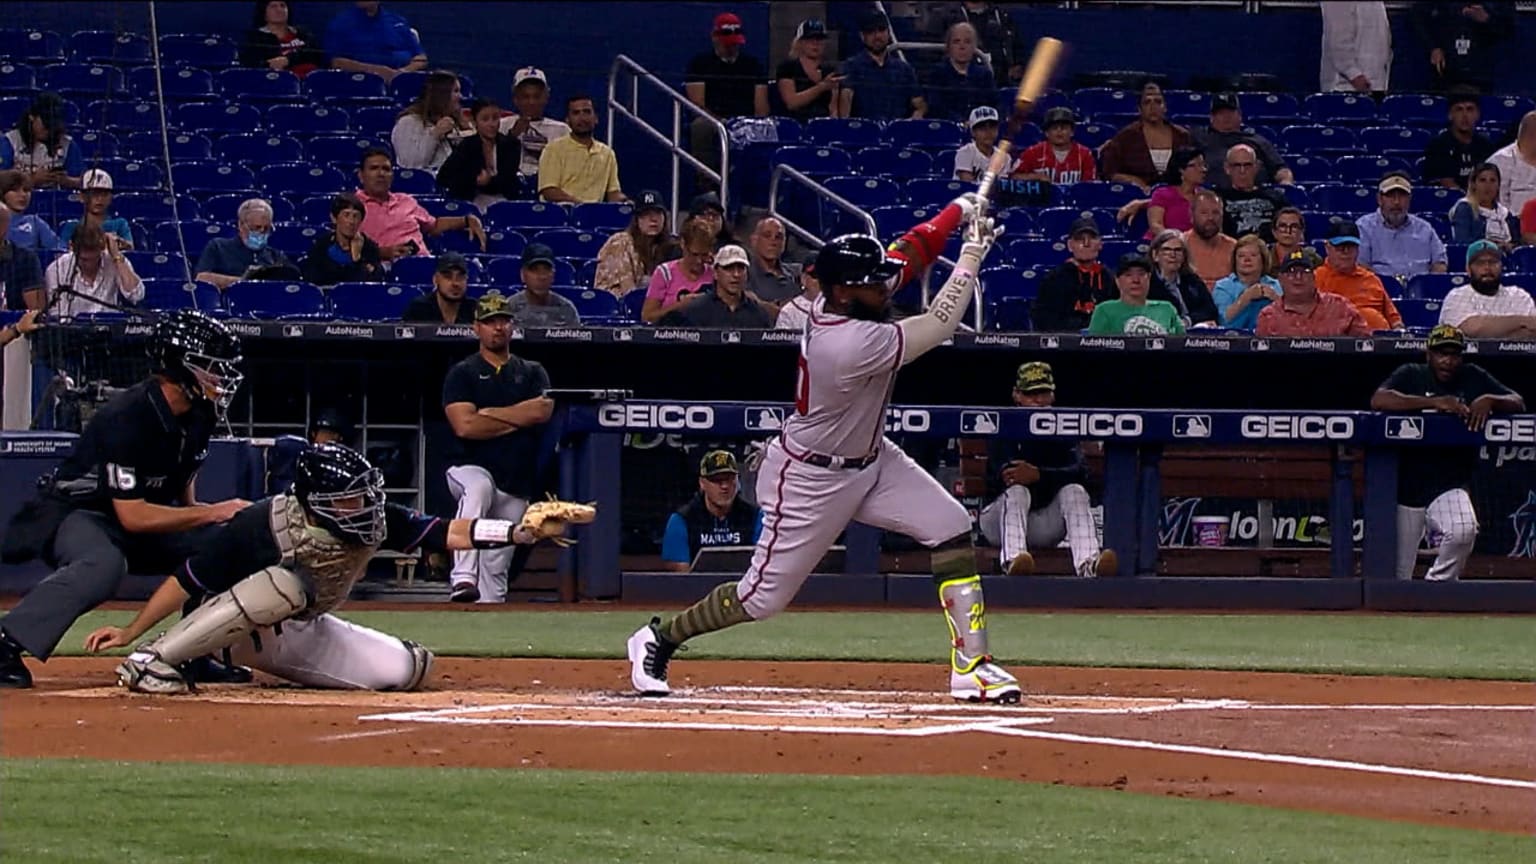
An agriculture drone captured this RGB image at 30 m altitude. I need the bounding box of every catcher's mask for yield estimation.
[294,443,386,545]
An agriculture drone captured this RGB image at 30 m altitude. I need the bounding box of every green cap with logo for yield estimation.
[1015,361,1056,393]
[1426,323,1466,352]
[475,291,513,321]
[699,449,739,477]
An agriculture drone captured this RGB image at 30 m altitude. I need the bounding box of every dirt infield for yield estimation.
[2,657,1532,835]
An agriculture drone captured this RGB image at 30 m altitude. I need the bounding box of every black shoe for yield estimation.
[180,653,253,685]
[0,631,33,689]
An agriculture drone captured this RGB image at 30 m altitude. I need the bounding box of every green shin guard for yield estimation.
[934,541,992,675]
[661,581,753,645]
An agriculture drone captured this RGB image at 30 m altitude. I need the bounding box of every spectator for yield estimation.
[400,252,474,323]
[1524,197,1536,246]
[391,70,470,175]
[300,192,384,286]
[594,189,677,298]
[1144,147,1206,237]
[1012,108,1096,186]
[1033,217,1117,332]
[1147,229,1219,327]
[1192,93,1292,188]
[43,223,142,317]
[1257,250,1371,337]
[537,95,625,204]
[744,216,800,312]
[506,243,580,327]
[1183,190,1237,290]
[1213,233,1283,330]
[663,244,773,328]
[1450,162,1518,248]
[324,0,425,83]
[1410,2,1513,94]
[355,147,485,260]
[1489,112,1536,215]
[923,22,996,124]
[1,170,60,256]
[437,98,522,210]
[1268,206,1307,272]
[0,308,40,347]
[1438,240,1536,337]
[1356,172,1449,283]
[240,0,324,78]
[0,203,45,310]
[953,106,1001,182]
[0,93,84,190]
[1216,144,1288,241]
[1315,221,1403,330]
[1422,90,1495,189]
[839,11,925,120]
[685,191,734,247]
[776,19,844,123]
[686,12,769,191]
[498,67,569,179]
[642,219,715,323]
[1099,82,1193,192]
[660,449,763,572]
[1320,0,1391,95]
[58,170,132,249]
[937,1,1026,85]
[1088,254,1185,335]
[193,198,297,289]
[775,251,819,331]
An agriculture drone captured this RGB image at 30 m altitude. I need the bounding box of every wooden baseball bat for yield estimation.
[1015,36,1064,111]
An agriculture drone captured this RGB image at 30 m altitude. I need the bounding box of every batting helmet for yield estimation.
[147,309,243,419]
[294,443,386,546]
[309,408,356,446]
[814,234,903,287]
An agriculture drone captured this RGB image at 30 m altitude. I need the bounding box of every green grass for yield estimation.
[3,759,1529,864]
[50,610,1536,680]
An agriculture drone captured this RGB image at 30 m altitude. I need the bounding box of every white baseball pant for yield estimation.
[227,614,424,690]
[445,464,529,602]
[735,436,972,620]
[1395,488,1478,581]
[978,483,1101,574]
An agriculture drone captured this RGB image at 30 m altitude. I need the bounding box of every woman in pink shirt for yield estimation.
[641,220,715,323]
[1145,147,1206,239]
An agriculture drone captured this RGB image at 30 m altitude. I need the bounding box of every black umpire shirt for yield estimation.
[1380,362,1517,508]
[52,378,216,523]
[441,353,550,497]
[986,436,1090,510]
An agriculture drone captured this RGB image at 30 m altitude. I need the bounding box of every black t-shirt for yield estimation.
[441,353,550,495]
[986,436,1089,507]
[684,51,766,118]
[1217,186,1288,242]
[401,291,475,324]
[1380,362,1515,507]
[174,499,440,596]
[775,58,835,122]
[52,378,216,521]
[300,231,385,287]
[663,289,775,329]
[1420,130,1496,190]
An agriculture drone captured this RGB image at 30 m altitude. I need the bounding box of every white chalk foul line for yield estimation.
[313,727,415,743]
[355,708,1053,737]
[979,725,1536,790]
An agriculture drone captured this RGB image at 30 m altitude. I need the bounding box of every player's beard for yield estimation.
[1470,274,1501,296]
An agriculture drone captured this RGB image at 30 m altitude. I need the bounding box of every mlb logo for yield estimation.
[1355,339,1375,352]
[1251,339,1270,351]
[722,331,742,344]
[1145,338,1165,350]
[395,326,416,340]
[1173,414,1212,439]
[1040,336,1060,349]
[509,327,526,340]
[960,411,1000,435]
[283,325,304,338]
[1385,416,1423,440]
[614,329,634,342]
[745,407,785,431]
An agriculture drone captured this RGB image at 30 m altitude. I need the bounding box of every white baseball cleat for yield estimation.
[627,617,677,696]
[117,650,192,695]
[950,657,1022,703]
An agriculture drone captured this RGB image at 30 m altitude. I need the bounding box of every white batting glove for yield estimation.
[962,215,1005,256]
[950,191,985,223]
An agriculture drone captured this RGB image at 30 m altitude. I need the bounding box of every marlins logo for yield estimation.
[1159,497,1202,547]
[1510,492,1536,558]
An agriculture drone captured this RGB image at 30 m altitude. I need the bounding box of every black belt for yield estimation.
[781,437,878,471]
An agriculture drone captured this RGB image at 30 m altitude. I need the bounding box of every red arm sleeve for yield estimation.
[887,201,965,286]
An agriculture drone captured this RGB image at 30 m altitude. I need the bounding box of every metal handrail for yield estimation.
[767,164,878,249]
[606,54,729,225]
[920,254,984,332]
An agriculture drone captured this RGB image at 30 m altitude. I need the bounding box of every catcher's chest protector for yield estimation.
[268,495,376,618]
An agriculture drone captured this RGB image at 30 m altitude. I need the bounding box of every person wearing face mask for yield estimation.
[301,193,384,286]
[42,222,143,317]
[194,198,298,289]
[1437,240,1536,338]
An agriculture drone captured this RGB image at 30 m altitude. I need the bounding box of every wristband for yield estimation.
[470,518,515,548]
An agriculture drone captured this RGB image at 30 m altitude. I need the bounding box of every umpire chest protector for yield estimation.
[268,494,376,618]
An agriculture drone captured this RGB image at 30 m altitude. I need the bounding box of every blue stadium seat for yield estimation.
[485,229,528,257]
[73,130,117,160]
[853,146,932,180]
[305,135,380,169]
[128,65,214,100]
[1311,185,1374,213]
[803,118,883,148]
[353,105,399,137]
[1007,238,1067,269]
[267,104,351,135]
[1395,298,1443,330]
[1067,182,1141,209]
[68,31,149,65]
[201,193,295,225]
[1284,154,1333,184]
[175,100,262,134]
[158,34,238,69]
[1279,125,1355,153]
[0,30,66,64]
[1075,122,1116,150]
[1411,186,1460,215]
[389,70,430,105]
[125,131,211,162]
[1304,92,1377,123]
[1334,155,1411,184]
[83,99,159,132]
[430,228,489,255]
[112,193,199,224]
[28,188,78,219]
[484,201,569,232]
[1071,87,1134,119]
[1302,210,1350,241]
[225,281,328,320]
[1358,126,1431,153]
[1161,89,1208,120]
[553,287,621,319]
[534,229,604,259]
[576,258,599,288]
[622,288,646,321]
[40,63,123,96]
[157,219,234,257]
[215,133,305,165]
[990,296,1032,332]
[1506,246,1536,274]
[331,282,418,321]
[1444,243,1469,272]
[1381,94,1446,126]
[1100,238,1146,264]
[870,205,935,241]
[270,224,324,259]
[260,163,348,198]
[0,62,35,93]
[884,119,966,149]
[931,149,956,178]
[141,279,215,311]
[217,67,302,101]
[390,167,435,195]
[1405,273,1466,301]
[110,161,163,191]
[1035,207,1108,240]
[823,175,901,210]
[979,266,1041,301]
[1278,184,1310,209]
[1482,95,1536,128]
[126,251,189,280]
[417,196,478,219]
[1239,91,1298,119]
[305,69,387,101]
[572,202,633,233]
[994,209,1034,239]
[772,145,853,177]
[903,177,966,208]
[391,255,447,285]
[174,162,256,193]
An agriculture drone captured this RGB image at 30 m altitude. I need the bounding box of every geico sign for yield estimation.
[1484,418,1536,443]
[1241,415,1355,440]
[1028,412,1143,437]
[885,408,931,433]
[597,404,715,430]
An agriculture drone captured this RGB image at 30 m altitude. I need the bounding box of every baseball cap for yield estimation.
[1427,323,1466,352]
[1277,248,1322,272]
[1042,106,1076,128]
[1466,238,1503,264]
[714,244,750,268]
[689,191,724,216]
[1015,361,1055,393]
[1116,253,1153,274]
[522,242,555,268]
[795,18,828,41]
[81,168,113,191]
[635,189,666,214]
[713,13,746,46]
[968,105,1000,129]
[512,66,547,89]
[475,291,513,320]
[1210,92,1240,113]
[1327,220,1362,246]
[435,252,468,274]
[859,10,890,32]
[1378,174,1413,195]
[1068,216,1100,238]
[699,449,739,477]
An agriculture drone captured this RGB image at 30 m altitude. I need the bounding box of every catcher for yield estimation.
[84,443,594,693]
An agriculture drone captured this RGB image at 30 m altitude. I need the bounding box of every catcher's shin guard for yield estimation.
[144,566,308,668]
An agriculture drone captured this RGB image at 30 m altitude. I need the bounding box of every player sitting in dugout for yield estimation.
[661,450,763,572]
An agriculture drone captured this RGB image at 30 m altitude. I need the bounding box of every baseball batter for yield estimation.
[629,197,1024,703]
[978,362,1117,578]
[1370,324,1525,580]
[85,444,592,692]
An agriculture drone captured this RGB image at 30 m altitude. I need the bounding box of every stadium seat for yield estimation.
[158,33,238,69]
[217,67,302,101]
[1410,186,1460,215]
[389,167,435,195]
[201,193,295,225]
[1405,273,1466,301]
[553,287,621,319]
[225,281,328,320]
[870,205,935,241]
[772,145,853,177]
[1482,95,1536,128]
[305,69,387,101]
[331,281,418,321]
[618,288,645,321]
[128,64,214,100]
[1311,185,1374,214]
[1304,92,1377,123]
[83,99,159,131]
[535,229,604,259]
[1071,87,1134,119]
[1239,91,1299,118]
[930,149,957,178]
[980,266,1041,301]
[417,196,477,219]
[994,208,1034,238]
[1100,238,1145,263]
[1278,184,1311,209]
[40,63,123,96]
[215,133,305,165]
[431,228,490,255]
[1284,154,1333,184]
[572,202,634,233]
[125,131,211,162]
[174,161,256,193]
[822,176,901,211]
[903,177,967,208]
[155,219,233,257]
[1070,122,1115,151]
[1006,237,1067,269]
[268,104,352,135]
[259,163,347,198]
[1279,125,1355,153]
[140,278,213,311]
[111,161,163,191]
[0,62,35,93]
[485,229,529,257]
[1506,246,1536,274]
[126,251,190,281]
[1395,298,1443,330]
[884,118,966,149]
[112,193,198,224]
[1067,182,1141,209]
[990,296,1032,332]
[0,30,66,64]
[175,100,262,134]
[393,255,449,285]
[73,130,117,160]
[484,201,569,232]
[68,31,149,65]
[1035,207,1108,240]
[576,258,599,288]
[853,146,932,180]
[270,224,324,258]
[352,105,399,137]
[1381,94,1446,126]
[389,70,430,105]
[28,188,78,219]
[1358,126,1431,153]
[305,134,380,169]
[1334,155,1411,184]
[1161,89,1207,119]
[803,118,883,148]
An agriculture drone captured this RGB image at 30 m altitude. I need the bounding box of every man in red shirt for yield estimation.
[1257,249,1371,337]
[1012,107,1097,186]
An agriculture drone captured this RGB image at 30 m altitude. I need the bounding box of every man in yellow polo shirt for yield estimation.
[537,94,627,204]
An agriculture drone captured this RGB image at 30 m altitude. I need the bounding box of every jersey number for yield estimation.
[794,353,810,416]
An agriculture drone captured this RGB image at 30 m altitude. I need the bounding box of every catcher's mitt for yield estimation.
[519,497,597,546]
